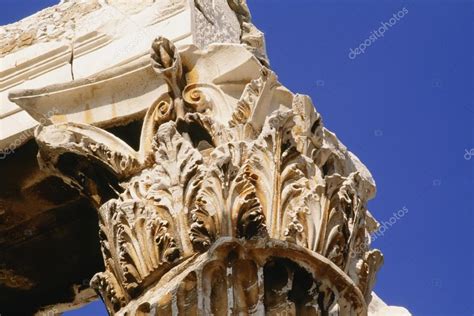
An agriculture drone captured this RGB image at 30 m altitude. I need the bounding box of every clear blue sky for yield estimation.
[2,1,473,315]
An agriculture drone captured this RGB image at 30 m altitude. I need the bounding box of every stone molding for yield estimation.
[1,0,266,152]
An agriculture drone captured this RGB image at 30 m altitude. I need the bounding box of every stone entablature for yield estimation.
[1,0,264,154]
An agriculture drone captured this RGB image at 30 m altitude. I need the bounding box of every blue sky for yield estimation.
[2,1,473,315]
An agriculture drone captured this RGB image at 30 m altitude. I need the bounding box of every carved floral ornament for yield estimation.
[34,37,382,315]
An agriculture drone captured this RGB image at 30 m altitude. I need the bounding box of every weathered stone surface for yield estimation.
[369,292,411,316]
[1,0,265,152]
[24,37,389,315]
[0,1,409,315]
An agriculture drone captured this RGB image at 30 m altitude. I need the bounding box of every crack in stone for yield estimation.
[69,41,75,81]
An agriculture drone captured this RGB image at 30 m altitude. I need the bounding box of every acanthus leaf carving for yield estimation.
[92,198,182,309]
[357,249,384,301]
[291,94,324,160]
[229,67,278,131]
[90,270,126,314]
[90,121,205,307]
[115,202,180,293]
[189,140,267,247]
[147,122,204,256]
[243,109,312,240]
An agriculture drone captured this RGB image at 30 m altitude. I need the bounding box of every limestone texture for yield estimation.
[0,1,410,315]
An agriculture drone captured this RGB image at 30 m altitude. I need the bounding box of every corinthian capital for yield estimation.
[1,1,403,315]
